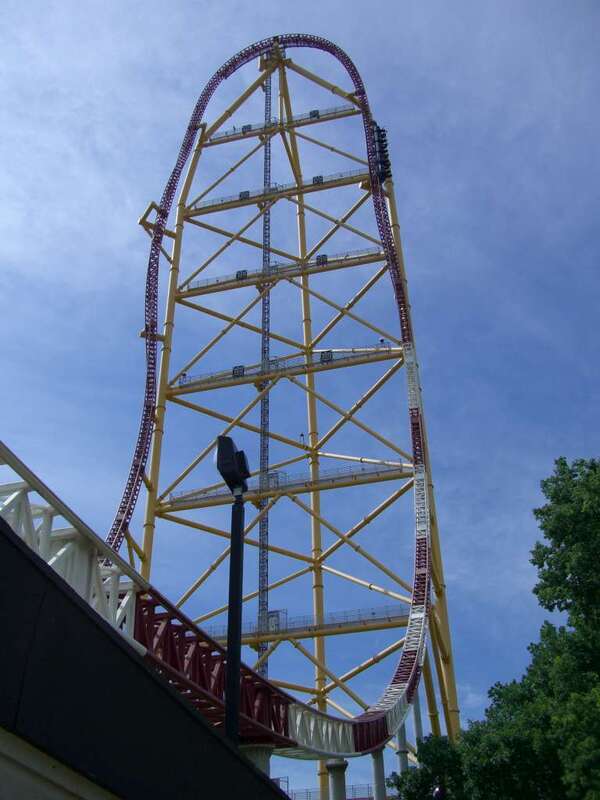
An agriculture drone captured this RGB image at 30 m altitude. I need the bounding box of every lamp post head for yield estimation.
[215,435,250,494]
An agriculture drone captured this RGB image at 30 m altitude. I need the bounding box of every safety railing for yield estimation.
[176,343,397,390]
[0,441,144,641]
[204,603,406,640]
[170,461,405,505]
[185,246,384,292]
[289,785,378,800]
[189,168,366,211]
[209,103,357,141]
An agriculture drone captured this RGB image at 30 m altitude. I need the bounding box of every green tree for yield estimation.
[460,637,566,800]
[386,735,466,800]
[386,457,600,799]
[531,457,600,630]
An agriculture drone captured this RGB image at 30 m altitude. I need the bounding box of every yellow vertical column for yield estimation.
[141,127,206,581]
[298,203,329,798]
[278,62,328,798]
[384,177,461,739]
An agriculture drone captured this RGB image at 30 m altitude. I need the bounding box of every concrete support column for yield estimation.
[240,745,273,776]
[326,759,348,800]
[372,748,386,800]
[397,724,409,773]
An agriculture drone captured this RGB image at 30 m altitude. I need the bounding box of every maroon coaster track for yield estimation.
[108,34,431,757]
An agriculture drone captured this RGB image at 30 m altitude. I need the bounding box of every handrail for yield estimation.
[190,168,366,211]
[204,603,406,640]
[176,343,396,389]
[171,462,406,503]
[185,246,384,292]
[209,103,357,141]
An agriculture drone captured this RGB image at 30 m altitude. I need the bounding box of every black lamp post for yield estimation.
[215,435,251,747]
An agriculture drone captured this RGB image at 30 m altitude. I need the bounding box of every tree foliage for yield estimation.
[531,457,600,631]
[387,458,600,800]
[387,736,466,800]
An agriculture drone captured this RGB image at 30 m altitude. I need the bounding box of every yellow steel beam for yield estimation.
[176,249,385,300]
[204,61,278,140]
[311,266,388,348]
[158,512,313,564]
[193,565,312,624]
[124,533,136,569]
[139,218,174,264]
[190,453,308,499]
[288,372,411,460]
[422,650,442,737]
[203,105,360,148]
[288,493,413,596]
[279,129,300,184]
[305,194,373,260]
[169,290,267,385]
[270,679,317,695]
[289,639,368,710]
[318,637,406,697]
[177,547,230,607]
[170,346,400,396]
[278,65,303,182]
[287,194,380,248]
[168,395,308,454]
[286,274,402,345]
[319,483,414,563]
[234,616,409,646]
[279,68,329,800]
[187,136,269,209]
[157,382,273,500]
[162,463,411,511]
[253,639,282,672]
[186,170,369,218]
[176,297,305,353]
[430,606,451,664]
[316,452,406,468]
[180,202,278,288]
[184,214,300,267]
[124,530,146,563]
[430,624,452,737]
[285,58,361,107]
[321,565,410,603]
[141,123,207,579]
[293,128,368,166]
[175,497,281,607]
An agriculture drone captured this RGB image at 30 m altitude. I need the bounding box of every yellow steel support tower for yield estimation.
[130,45,460,794]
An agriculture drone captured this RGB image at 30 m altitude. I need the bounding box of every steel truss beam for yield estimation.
[128,40,460,792]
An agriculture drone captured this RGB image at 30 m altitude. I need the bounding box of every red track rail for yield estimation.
[108,34,431,756]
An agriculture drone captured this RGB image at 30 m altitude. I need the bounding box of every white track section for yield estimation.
[365,343,430,728]
[285,706,355,759]
[0,441,145,654]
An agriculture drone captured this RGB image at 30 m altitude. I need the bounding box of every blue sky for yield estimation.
[2,0,599,791]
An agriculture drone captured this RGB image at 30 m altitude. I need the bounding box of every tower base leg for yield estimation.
[240,745,272,776]
[372,748,386,800]
[326,758,348,800]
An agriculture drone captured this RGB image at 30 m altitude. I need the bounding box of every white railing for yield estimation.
[0,441,145,644]
[185,246,384,292]
[190,168,366,211]
[177,343,397,389]
[170,461,405,504]
[204,603,406,640]
[209,103,357,142]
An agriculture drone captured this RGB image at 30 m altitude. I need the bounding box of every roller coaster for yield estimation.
[2,34,460,799]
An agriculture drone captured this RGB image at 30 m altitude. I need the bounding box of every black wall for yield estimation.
[0,516,288,799]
